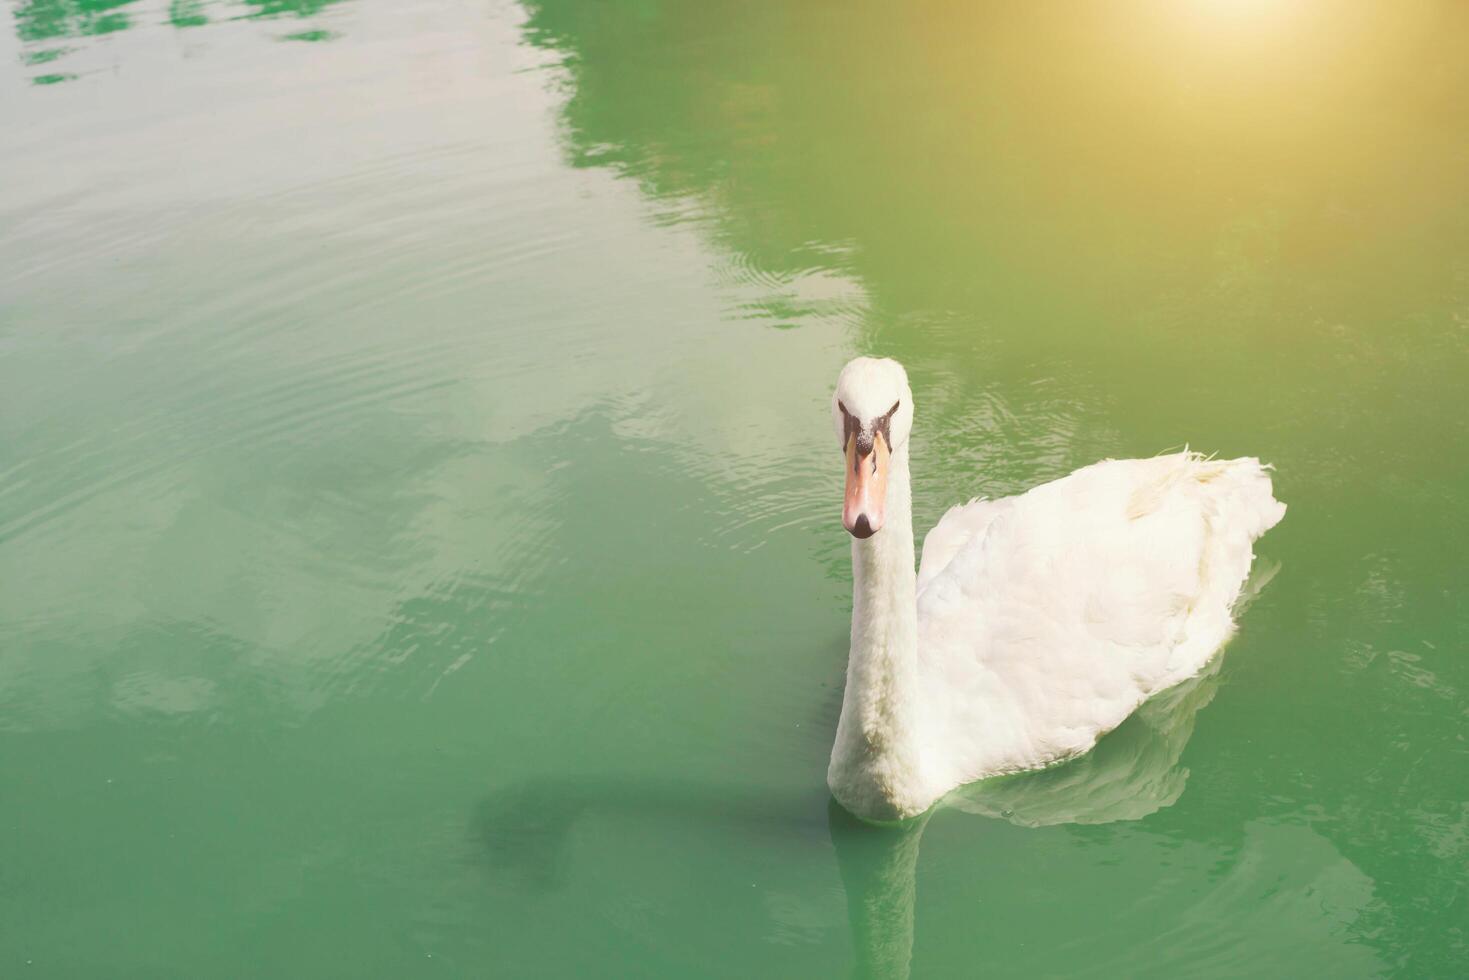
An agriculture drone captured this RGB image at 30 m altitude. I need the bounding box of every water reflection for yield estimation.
[830,654,1225,979]
[478,648,1229,978]
[9,0,352,82]
[241,0,341,17]
[14,0,137,41]
[520,0,1469,324]
[517,0,1469,504]
[167,0,205,27]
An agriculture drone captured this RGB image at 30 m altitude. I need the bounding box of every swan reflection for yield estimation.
[829,653,1225,979]
[476,645,1231,979]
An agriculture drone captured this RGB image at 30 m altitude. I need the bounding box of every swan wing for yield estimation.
[917,497,1011,595]
[916,452,1284,787]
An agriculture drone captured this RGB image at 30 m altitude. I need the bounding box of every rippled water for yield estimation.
[3,0,1467,975]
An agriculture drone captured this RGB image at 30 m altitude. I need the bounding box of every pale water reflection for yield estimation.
[9,3,340,90]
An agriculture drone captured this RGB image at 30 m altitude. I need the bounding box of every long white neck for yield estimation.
[828,444,935,821]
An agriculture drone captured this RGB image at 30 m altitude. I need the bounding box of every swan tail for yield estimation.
[1155,453,1284,685]
[1186,452,1286,541]
[1128,451,1284,540]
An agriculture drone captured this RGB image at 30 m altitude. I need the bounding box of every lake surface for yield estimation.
[3,0,1466,975]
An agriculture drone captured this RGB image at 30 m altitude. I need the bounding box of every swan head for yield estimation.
[832,357,913,539]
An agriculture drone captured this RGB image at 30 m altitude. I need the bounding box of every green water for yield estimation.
[3,0,1467,975]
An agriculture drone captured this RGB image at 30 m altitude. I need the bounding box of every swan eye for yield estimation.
[872,400,900,449]
[838,400,860,450]
[838,399,901,455]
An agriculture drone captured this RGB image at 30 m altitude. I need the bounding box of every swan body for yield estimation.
[826,357,1285,821]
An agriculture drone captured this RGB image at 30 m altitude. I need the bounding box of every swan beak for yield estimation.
[843,432,889,538]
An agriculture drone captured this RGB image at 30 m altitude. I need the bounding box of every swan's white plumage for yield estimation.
[916,497,1011,595]
[826,358,1284,821]
[916,452,1283,787]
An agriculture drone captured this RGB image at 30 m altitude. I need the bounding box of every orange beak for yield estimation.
[843,431,890,538]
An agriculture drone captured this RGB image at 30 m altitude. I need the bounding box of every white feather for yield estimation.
[826,358,1285,821]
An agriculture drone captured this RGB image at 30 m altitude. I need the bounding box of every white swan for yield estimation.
[827,357,1285,822]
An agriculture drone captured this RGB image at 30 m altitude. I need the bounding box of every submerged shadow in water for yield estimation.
[827,655,1227,979]
[474,651,1229,977]
[473,775,831,892]
[830,560,1278,978]
[479,562,1278,977]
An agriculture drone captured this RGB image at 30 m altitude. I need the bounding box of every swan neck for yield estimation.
[830,444,930,820]
[851,447,917,641]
